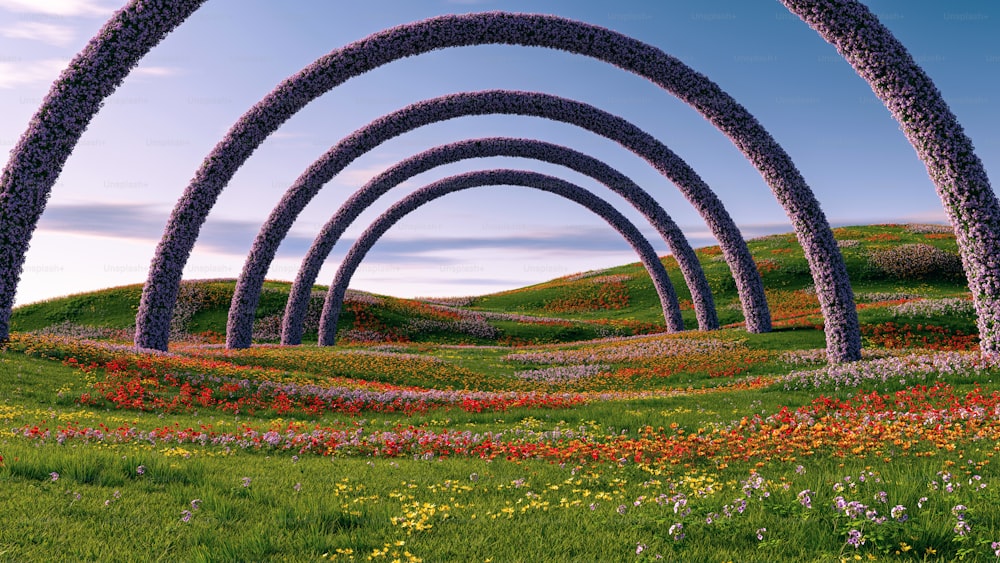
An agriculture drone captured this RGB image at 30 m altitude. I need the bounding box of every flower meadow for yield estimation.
[5,252,1000,562]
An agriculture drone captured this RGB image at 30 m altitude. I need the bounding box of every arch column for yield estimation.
[782,0,1000,357]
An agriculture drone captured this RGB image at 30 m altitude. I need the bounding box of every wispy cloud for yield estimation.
[0,59,66,88]
[36,202,661,264]
[132,66,180,77]
[0,0,116,17]
[1,21,75,46]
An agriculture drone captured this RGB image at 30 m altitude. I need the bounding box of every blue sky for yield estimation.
[1,0,997,305]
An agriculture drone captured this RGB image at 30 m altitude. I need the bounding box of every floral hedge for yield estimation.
[782,0,1000,358]
[222,91,764,348]
[273,137,719,347]
[317,169,685,345]
[133,13,811,352]
[0,0,204,343]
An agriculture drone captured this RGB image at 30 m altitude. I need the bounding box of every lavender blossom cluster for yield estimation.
[0,0,204,343]
[867,244,964,280]
[405,316,500,340]
[132,12,809,351]
[890,298,976,318]
[783,0,1000,358]
[514,364,610,383]
[317,170,685,345]
[780,351,999,391]
[275,135,721,346]
[505,333,739,365]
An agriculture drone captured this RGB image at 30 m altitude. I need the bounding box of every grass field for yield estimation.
[3,224,1000,562]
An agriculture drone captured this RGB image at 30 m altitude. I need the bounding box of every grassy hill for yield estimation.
[10,223,977,348]
[4,223,998,562]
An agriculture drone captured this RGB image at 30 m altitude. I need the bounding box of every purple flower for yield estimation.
[891,505,907,522]
[991,541,1000,557]
[293,482,302,492]
[846,529,864,549]
[241,477,251,488]
[797,489,813,509]
[136,465,145,476]
[190,499,201,511]
[50,472,59,482]
[635,543,646,555]
[180,510,192,523]
[756,528,766,541]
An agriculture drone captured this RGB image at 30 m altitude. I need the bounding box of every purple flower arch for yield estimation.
[269,137,718,347]
[122,13,853,355]
[11,7,991,359]
[225,91,764,349]
[317,169,685,345]
[0,0,203,343]
[782,0,1000,357]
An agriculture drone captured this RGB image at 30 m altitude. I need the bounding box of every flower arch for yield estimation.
[225,90,764,349]
[5,4,993,359]
[316,169,684,345]
[268,137,717,348]
[119,12,850,356]
[781,0,1000,356]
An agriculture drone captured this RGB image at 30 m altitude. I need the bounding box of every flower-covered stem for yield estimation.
[136,13,807,352]
[227,91,747,348]
[318,170,684,344]
[274,137,717,346]
[782,0,1000,357]
[0,0,204,343]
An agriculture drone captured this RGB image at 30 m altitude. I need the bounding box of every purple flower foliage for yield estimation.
[317,169,684,345]
[782,0,1000,358]
[220,91,762,349]
[0,0,204,343]
[132,12,806,352]
[272,136,720,347]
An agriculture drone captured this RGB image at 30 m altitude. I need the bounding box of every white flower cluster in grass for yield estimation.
[855,292,923,303]
[837,239,860,248]
[590,274,632,284]
[514,364,610,383]
[416,296,476,307]
[905,223,954,234]
[565,269,607,281]
[343,290,383,306]
[780,348,893,366]
[781,351,998,391]
[32,321,132,341]
[337,329,394,343]
[890,297,975,318]
[505,334,739,365]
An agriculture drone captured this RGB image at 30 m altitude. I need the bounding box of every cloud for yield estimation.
[132,66,180,77]
[0,0,116,17]
[1,21,74,45]
[0,59,67,88]
[35,202,661,264]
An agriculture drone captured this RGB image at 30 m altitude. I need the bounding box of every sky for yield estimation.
[1,0,998,306]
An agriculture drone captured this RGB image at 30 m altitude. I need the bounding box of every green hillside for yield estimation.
[10,224,977,348]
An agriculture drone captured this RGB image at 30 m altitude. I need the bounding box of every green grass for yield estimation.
[3,224,999,561]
